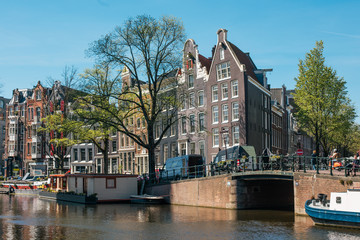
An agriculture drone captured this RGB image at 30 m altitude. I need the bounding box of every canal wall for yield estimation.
[145,174,293,210]
[293,173,360,215]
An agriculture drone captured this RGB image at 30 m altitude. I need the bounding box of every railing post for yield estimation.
[316,157,319,174]
[330,159,333,176]
[303,156,306,173]
[292,156,295,172]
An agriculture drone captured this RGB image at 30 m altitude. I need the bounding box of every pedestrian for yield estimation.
[311,150,317,170]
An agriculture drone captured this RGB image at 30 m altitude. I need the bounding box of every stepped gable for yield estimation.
[227,41,258,82]
[198,54,211,73]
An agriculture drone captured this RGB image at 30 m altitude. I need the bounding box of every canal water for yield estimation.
[0,195,359,240]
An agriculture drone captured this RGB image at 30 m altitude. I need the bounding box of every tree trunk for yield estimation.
[103,139,109,174]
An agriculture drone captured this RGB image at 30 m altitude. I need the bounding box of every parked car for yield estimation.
[160,154,205,180]
[213,145,257,172]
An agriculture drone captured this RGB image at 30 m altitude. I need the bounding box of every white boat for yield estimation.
[130,194,165,204]
[305,189,360,228]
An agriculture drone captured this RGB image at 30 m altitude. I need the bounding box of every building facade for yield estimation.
[205,29,272,163]
[0,96,10,175]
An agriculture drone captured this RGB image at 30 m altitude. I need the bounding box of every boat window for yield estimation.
[336,197,341,204]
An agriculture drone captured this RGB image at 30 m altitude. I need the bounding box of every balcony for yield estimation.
[31,153,42,159]
[9,150,17,157]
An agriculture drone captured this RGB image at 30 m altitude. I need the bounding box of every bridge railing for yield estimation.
[143,156,359,185]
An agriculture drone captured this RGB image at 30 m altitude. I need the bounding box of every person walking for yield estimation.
[311,150,317,170]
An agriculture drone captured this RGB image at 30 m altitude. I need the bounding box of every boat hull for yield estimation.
[130,195,165,204]
[305,200,360,229]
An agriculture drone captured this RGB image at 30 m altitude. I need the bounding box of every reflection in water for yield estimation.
[0,195,359,239]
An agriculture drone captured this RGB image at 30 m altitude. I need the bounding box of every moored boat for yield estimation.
[130,194,165,204]
[305,189,360,228]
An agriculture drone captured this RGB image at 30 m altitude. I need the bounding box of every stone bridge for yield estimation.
[145,170,360,215]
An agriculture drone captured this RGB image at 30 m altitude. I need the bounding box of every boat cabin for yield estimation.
[66,174,138,202]
[330,189,360,212]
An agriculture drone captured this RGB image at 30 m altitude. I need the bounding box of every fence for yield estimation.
[142,156,360,185]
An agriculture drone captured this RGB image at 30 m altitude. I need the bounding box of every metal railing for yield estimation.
[141,156,360,185]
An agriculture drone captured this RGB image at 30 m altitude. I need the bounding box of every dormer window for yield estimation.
[220,48,224,60]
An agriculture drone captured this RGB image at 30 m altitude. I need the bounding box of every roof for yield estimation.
[227,42,258,82]
[270,88,282,103]
[198,54,211,73]
[240,145,257,158]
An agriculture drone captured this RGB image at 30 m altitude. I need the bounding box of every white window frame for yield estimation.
[216,62,231,81]
[221,83,228,100]
[198,112,205,132]
[232,102,239,121]
[220,48,224,60]
[198,90,204,107]
[231,80,238,98]
[212,128,219,147]
[189,114,195,133]
[188,75,194,89]
[222,104,229,123]
[212,85,218,102]
[232,126,240,145]
[212,106,219,124]
[189,92,195,109]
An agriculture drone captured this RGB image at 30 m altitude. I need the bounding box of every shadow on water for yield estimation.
[0,195,359,240]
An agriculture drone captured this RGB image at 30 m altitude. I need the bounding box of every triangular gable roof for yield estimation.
[227,42,258,82]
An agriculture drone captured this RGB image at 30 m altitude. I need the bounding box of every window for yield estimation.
[231,80,238,98]
[155,122,161,139]
[27,143,31,155]
[180,143,186,156]
[189,115,195,133]
[212,128,219,147]
[212,85,218,102]
[170,122,176,136]
[181,116,186,134]
[36,90,41,100]
[188,75,194,88]
[198,91,204,106]
[36,107,41,122]
[81,148,86,161]
[137,118,141,129]
[163,145,168,161]
[232,102,239,120]
[222,104,228,122]
[21,106,25,117]
[190,142,195,154]
[220,48,224,60]
[180,95,186,110]
[216,62,231,80]
[199,141,205,157]
[212,106,219,124]
[88,148,93,161]
[221,83,228,100]
[106,178,116,189]
[232,126,240,145]
[189,92,195,108]
[74,149,78,161]
[199,113,205,132]
[171,142,177,158]
[112,141,117,152]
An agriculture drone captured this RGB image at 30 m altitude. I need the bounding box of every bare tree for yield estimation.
[87,15,186,178]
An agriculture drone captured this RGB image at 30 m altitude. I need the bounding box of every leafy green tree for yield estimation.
[39,113,81,170]
[75,63,121,174]
[294,41,356,156]
[87,15,186,178]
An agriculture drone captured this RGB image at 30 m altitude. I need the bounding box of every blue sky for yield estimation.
[1,0,359,120]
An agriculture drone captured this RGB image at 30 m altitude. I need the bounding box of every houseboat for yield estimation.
[305,189,360,228]
[39,173,138,204]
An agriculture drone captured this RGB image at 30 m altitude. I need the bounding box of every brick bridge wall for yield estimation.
[293,173,360,215]
[145,174,293,210]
